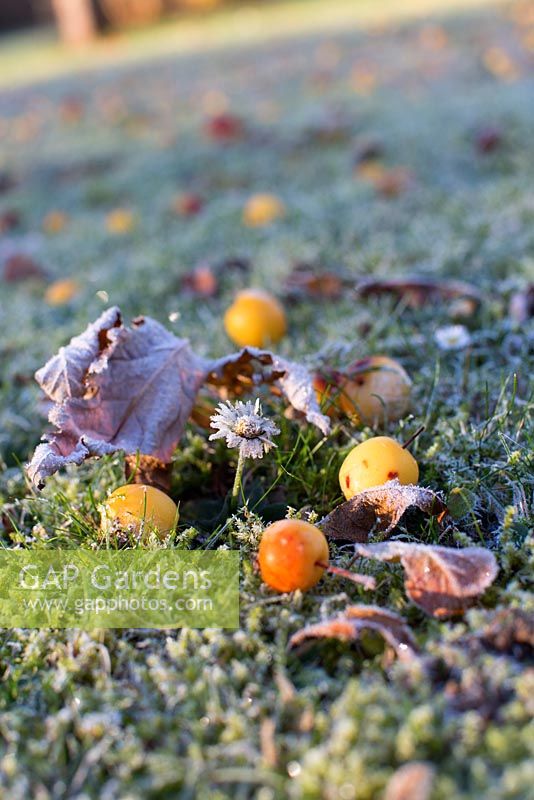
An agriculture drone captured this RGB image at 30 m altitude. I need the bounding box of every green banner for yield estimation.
[0,550,239,629]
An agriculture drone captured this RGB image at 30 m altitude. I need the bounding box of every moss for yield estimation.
[0,0,533,797]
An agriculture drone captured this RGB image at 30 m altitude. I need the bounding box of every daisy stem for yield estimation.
[231,449,245,509]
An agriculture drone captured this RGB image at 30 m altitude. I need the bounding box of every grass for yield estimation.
[0,0,533,797]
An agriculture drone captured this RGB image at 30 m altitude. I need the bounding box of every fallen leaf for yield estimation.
[0,210,21,233]
[384,762,435,800]
[298,111,352,145]
[27,307,330,487]
[475,125,503,154]
[283,263,347,300]
[204,112,244,141]
[0,171,16,194]
[3,254,46,283]
[124,453,172,493]
[509,284,534,323]
[354,541,498,618]
[352,137,384,165]
[355,276,481,312]
[172,192,203,216]
[477,608,534,658]
[375,167,414,198]
[180,265,219,297]
[207,349,330,435]
[321,480,447,542]
[289,604,418,662]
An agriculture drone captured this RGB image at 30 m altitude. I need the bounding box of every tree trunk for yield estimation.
[51,0,96,44]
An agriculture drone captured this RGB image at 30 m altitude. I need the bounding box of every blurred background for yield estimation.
[3,0,247,43]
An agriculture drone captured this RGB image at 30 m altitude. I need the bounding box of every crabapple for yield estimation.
[224,289,287,348]
[101,484,178,538]
[258,519,329,593]
[339,436,419,499]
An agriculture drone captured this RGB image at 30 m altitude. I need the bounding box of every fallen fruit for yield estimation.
[44,278,80,306]
[339,436,419,499]
[243,193,285,227]
[101,484,178,538]
[43,211,68,234]
[106,208,136,234]
[224,289,287,348]
[204,112,244,141]
[258,519,329,592]
[315,356,412,425]
[172,192,203,216]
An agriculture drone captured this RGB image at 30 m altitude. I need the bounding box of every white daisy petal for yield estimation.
[209,398,279,460]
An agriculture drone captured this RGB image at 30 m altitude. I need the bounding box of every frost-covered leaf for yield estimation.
[283,263,347,300]
[509,284,534,323]
[356,276,481,311]
[476,608,534,658]
[355,541,498,618]
[321,480,447,542]
[207,348,330,435]
[28,307,329,487]
[289,604,417,662]
[384,762,435,800]
[3,253,46,283]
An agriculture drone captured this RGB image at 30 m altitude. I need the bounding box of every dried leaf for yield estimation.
[384,762,435,800]
[509,284,534,323]
[0,171,16,194]
[355,541,498,618]
[355,276,481,311]
[475,125,503,154]
[352,137,384,165]
[0,210,21,234]
[171,192,203,216]
[477,608,534,657]
[321,480,447,542]
[283,263,347,300]
[28,307,330,487]
[207,349,330,435]
[289,604,417,662]
[180,265,219,297]
[3,254,46,283]
[204,112,244,141]
[124,454,172,493]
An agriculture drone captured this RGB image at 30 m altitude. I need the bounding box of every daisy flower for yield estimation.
[209,399,279,460]
[434,324,472,351]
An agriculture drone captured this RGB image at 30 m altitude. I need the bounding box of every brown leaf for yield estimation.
[356,276,481,311]
[180,265,219,297]
[321,480,447,542]
[384,762,435,800]
[289,604,418,662]
[355,541,498,618]
[204,112,245,142]
[283,263,347,300]
[478,608,534,657]
[27,307,330,487]
[124,454,172,493]
[509,284,534,323]
[207,349,330,435]
[0,171,15,194]
[0,210,21,234]
[3,254,46,283]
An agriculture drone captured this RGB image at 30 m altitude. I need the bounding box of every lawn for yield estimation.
[0,0,533,798]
